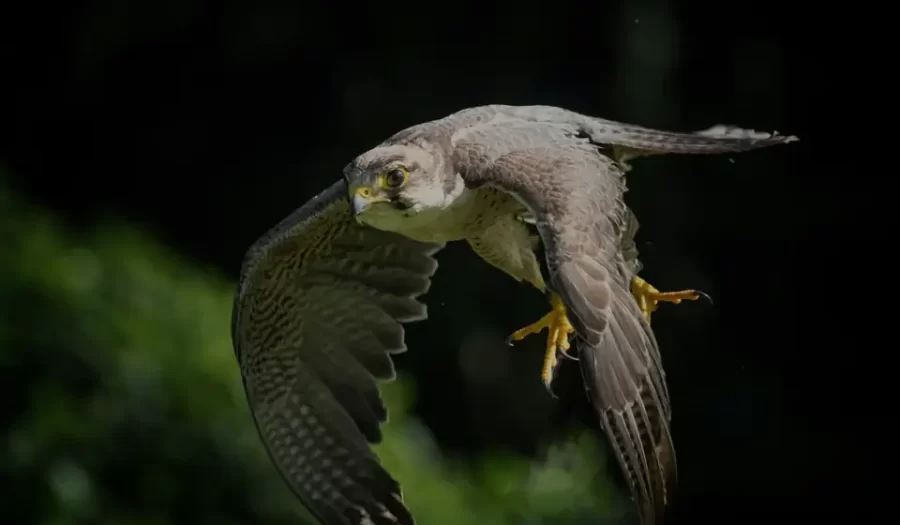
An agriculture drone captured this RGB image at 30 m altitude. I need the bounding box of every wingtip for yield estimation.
[696,124,800,142]
[696,124,799,144]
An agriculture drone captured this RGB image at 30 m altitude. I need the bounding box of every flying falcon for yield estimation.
[230,104,797,525]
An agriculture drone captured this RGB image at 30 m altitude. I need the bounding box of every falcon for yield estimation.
[230,104,797,525]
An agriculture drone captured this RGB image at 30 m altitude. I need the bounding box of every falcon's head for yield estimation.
[342,142,456,232]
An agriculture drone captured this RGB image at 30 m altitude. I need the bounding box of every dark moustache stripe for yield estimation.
[391,196,413,210]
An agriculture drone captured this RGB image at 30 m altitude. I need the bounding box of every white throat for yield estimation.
[359,173,478,243]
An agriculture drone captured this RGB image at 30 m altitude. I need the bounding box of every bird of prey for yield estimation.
[230,104,797,525]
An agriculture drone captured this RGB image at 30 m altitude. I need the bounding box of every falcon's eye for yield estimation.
[381,166,409,189]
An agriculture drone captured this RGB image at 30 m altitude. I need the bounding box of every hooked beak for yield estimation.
[351,186,386,217]
[352,192,370,217]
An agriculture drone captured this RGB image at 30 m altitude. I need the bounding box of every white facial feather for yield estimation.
[349,143,475,242]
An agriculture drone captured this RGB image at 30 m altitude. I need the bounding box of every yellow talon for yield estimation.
[631,276,709,323]
[507,293,575,394]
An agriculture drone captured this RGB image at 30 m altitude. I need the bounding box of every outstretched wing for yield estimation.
[447,104,798,168]
[231,180,442,525]
[450,112,795,525]
[454,124,675,524]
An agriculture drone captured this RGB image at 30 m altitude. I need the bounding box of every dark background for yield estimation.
[2,1,876,524]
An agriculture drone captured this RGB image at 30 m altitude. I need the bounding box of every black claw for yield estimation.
[559,350,578,361]
[544,381,559,399]
[506,336,515,346]
[694,290,714,305]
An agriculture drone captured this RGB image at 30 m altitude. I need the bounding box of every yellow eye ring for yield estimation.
[380,166,409,189]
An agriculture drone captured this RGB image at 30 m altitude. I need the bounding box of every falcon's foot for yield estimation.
[630,276,710,323]
[506,293,575,395]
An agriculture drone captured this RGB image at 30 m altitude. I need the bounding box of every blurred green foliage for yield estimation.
[0,172,622,525]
